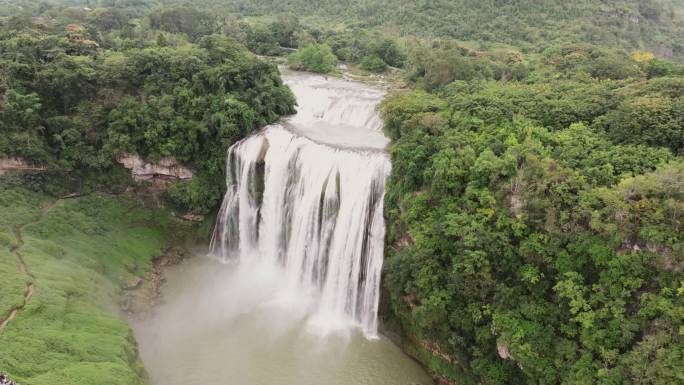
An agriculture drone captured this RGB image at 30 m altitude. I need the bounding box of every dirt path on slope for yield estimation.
[0,194,79,334]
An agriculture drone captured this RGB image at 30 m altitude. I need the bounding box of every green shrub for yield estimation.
[165,177,223,215]
[360,54,387,72]
[287,44,338,73]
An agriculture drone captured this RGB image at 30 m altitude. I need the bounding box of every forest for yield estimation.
[163,0,684,61]
[0,3,295,212]
[381,49,684,384]
[1,1,683,385]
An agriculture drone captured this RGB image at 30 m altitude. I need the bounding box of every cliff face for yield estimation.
[117,153,193,182]
[1,155,195,183]
[0,158,47,176]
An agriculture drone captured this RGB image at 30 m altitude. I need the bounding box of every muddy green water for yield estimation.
[131,256,433,385]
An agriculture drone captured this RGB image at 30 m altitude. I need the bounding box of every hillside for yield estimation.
[380,55,684,383]
[183,0,684,61]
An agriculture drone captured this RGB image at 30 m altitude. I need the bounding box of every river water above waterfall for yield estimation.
[131,70,432,384]
[280,68,389,150]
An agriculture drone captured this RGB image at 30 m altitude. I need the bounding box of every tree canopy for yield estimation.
[0,12,295,212]
[380,43,684,384]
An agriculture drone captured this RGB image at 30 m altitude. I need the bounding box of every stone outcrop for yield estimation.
[117,153,193,182]
[0,157,47,176]
[497,343,512,359]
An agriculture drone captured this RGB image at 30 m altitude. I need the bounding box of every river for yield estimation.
[131,69,433,385]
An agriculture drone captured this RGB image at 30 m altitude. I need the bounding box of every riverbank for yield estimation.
[0,177,202,385]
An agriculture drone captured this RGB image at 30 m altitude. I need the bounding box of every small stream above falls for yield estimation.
[281,69,389,150]
[131,70,433,385]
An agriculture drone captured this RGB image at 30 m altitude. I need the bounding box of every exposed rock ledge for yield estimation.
[117,153,193,182]
[0,157,47,176]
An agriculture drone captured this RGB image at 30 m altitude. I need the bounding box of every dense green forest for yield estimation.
[166,0,684,61]
[1,1,683,385]
[381,50,684,384]
[0,3,295,212]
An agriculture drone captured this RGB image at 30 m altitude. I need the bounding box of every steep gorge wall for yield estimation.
[117,153,193,183]
[0,158,47,175]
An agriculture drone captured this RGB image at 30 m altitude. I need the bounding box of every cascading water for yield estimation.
[210,71,390,337]
[132,71,433,385]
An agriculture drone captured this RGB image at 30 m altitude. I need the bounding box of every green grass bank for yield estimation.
[0,176,202,385]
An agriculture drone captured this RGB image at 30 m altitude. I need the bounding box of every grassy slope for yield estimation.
[0,185,172,385]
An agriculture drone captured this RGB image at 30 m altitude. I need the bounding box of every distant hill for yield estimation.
[182,0,684,61]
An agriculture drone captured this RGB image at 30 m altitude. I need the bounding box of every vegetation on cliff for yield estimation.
[0,7,295,213]
[381,45,684,384]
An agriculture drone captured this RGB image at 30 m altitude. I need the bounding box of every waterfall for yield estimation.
[210,73,390,338]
